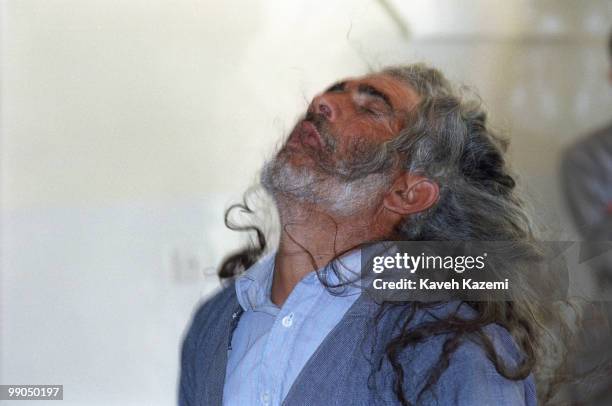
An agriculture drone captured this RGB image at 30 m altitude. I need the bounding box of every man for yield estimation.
[559,30,612,405]
[561,30,612,283]
[179,64,544,405]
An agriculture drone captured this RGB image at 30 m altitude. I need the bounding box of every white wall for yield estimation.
[1,0,611,404]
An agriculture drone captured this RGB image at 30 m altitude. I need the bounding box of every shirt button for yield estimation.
[281,312,294,327]
[260,391,270,405]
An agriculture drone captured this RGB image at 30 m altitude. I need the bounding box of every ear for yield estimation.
[383,172,439,216]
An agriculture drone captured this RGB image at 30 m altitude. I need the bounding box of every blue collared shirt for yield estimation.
[222,250,362,406]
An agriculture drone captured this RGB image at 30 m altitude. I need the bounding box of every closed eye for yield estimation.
[359,105,384,117]
[357,84,392,111]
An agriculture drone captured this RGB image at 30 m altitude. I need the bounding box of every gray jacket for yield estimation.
[178,282,537,405]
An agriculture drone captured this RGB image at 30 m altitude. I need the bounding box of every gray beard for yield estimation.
[260,153,391,217]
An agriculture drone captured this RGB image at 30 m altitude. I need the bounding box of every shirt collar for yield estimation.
[234,249,363,312]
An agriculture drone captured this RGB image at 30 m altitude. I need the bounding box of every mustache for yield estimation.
[303,111,395,181]
[304,110,325,133]
[304,110,321,126]
[304,111,336,151]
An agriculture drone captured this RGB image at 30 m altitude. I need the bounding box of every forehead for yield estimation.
[339,72,421,112]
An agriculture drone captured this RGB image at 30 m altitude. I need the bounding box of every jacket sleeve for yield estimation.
[430,339,536,406]
[403,324,537,406]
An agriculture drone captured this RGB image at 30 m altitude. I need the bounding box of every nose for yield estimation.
[312,94,336,121]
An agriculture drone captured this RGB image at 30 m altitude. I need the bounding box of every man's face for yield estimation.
[280,73,420,177]
[261,72,420,216]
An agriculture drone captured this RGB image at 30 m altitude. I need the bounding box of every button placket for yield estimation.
[258,278,317,405]
[281,312,294,327]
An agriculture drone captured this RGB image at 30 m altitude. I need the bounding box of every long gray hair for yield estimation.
[369,64,570,404]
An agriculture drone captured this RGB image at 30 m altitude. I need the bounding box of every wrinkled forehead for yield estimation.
[335,72,422,113]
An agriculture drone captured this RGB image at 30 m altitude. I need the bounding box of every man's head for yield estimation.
[261,68,437,222]
[262,63,523,242]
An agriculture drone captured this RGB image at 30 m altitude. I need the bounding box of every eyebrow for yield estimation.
[357,84,393,110]
[324,80,394,111]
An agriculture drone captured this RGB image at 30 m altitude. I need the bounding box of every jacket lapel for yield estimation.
[281,293,378,405]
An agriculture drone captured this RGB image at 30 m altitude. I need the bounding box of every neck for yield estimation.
[270,197,388,306]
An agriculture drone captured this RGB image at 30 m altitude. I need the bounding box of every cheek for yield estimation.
[349,138,377,162]
[336,120,394,153]
[353,118,396,139]
[335,129,382,163]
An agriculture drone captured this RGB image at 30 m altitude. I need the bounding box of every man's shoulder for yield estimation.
[576,121,612,147]
[589,121,612,140]
[410,302,525,366]
[430,330,535,405]
[185,281,239,339]
[563,121,612,164]
[194,281,238,318]
[402,303,536,405]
